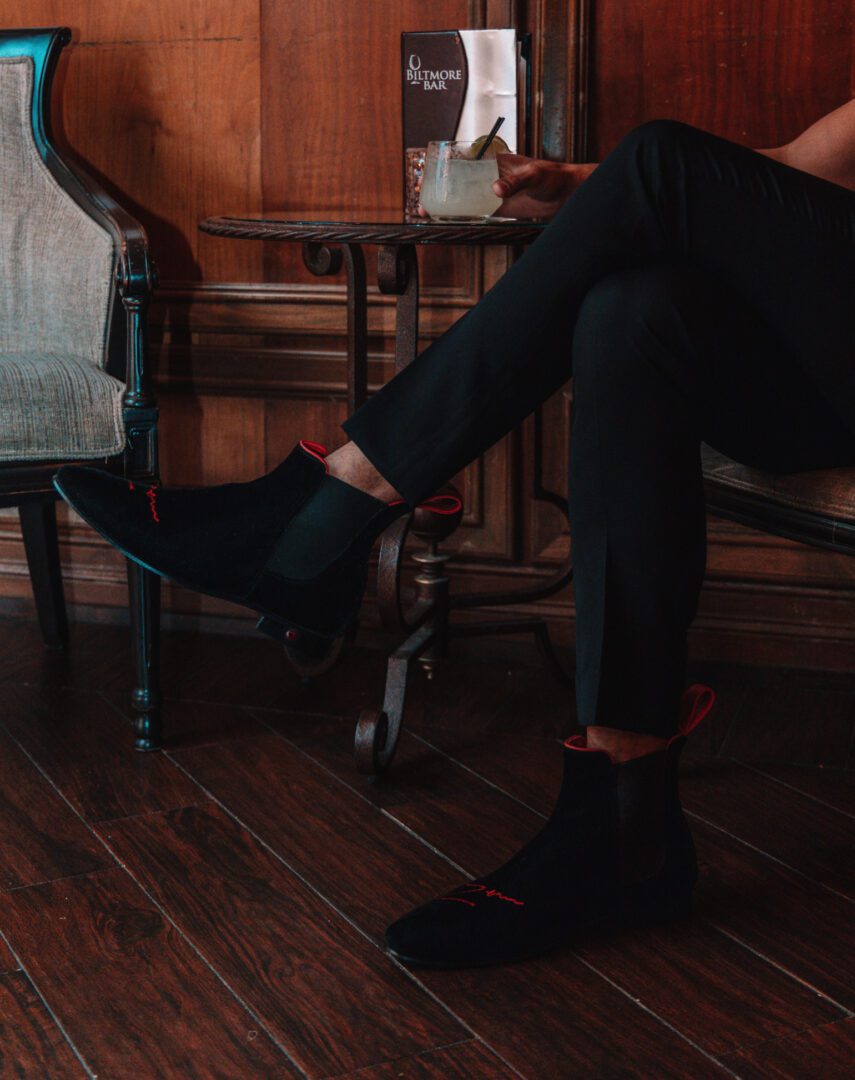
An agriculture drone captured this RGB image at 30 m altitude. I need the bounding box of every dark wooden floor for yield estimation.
[0,614,853,1079]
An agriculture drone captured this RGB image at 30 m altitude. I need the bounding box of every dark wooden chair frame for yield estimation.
[702,446,855,555]
[0,27,161,750]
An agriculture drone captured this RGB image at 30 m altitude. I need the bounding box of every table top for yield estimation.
[199,212,549,245]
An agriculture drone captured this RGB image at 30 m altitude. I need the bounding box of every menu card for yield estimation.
[401,28,529,210]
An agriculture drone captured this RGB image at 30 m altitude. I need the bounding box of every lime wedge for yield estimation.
[470,134,511,159]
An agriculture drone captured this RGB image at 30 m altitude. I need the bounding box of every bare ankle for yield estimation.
[326,442,404,504]
[585,726,670,763]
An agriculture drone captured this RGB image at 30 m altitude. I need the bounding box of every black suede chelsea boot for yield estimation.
[384,683,715,969]
[54,442,458,661]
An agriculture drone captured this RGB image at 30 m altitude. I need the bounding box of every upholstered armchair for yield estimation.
[0,27,161,749]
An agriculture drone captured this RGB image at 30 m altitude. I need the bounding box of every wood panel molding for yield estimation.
[3,514,854,671]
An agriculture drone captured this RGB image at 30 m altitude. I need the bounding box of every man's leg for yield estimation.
[568,263,855,745]
[343,121,855,505]
[383,261,855,969]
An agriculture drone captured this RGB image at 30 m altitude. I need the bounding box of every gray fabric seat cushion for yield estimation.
[0,353,125,461]
[701,443,855,526]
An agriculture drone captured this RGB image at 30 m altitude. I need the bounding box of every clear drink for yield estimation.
[420,140,502,221]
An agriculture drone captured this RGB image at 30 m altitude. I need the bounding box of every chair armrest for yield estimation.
[50,153,157,408]
[60,158,155,300]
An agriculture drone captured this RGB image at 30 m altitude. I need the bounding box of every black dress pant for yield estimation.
[344,121,855,737]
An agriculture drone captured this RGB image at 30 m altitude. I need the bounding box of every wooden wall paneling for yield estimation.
[0,0,265,285]
[158,395,267,486]
[0,1,258,44]
[590,0,855,157]
[263,397,349,465]
[258,0,485,290]
[58,37,263,283]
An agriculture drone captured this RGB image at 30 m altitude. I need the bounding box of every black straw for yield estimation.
[474,116,506,160]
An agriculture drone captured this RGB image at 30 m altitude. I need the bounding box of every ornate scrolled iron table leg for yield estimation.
[354,622,436,776]
[377,243,419,372]
[355,494,462,777]
[353,244,468,775]
[375,241,451,646]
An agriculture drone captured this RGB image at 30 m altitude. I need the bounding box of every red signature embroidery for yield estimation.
[439,883,525,908]
[146,486,160,523]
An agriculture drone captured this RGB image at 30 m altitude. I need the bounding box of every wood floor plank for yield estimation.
[2,617,852,1079]
[169,733,460,941]
[0,684,200,822]
[0,867,299,1078]
[0,938,16,975]
[719,685,855,767]
[692,820,855,1011]
[681,760,855,898]
[98,803,465,1077]
[0,728,111,891]
[0,970,85,1078]
[155,631,304,709]
[171,733,732,1078]
[258,710,547,873]
[106,694,269,751]
[723,1016,855,1080]
[747,763,855,818]
[574,921,841,1055]
[0,618,132,697]
[413,954,730,1080]
[337,1040,516,1079]
[0,617,292,710]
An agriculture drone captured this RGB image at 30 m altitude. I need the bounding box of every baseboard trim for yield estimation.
[2,546,853,671]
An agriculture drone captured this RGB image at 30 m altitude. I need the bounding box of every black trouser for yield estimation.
[344,121,855,736]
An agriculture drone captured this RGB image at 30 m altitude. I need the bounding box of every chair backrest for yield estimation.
[0,28,115,369]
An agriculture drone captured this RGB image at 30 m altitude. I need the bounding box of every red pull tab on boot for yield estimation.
[299,440,330,472]
[386,493,464,514]
[671,683,716,743]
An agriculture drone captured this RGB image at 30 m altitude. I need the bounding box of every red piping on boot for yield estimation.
[147,486,160,524]
[561,683,716,753]
[668,683,716,745]
[387,493,464,515]
[563,735,609,754]
[298,441,463,515]
[299,440,330,473]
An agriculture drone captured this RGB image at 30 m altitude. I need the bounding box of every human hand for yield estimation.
[491,155,597,219]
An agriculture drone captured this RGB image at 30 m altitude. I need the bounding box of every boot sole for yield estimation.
[53,474,343,664]
[385,896,694,970]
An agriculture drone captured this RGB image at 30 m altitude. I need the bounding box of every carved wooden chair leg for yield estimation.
[127,560,162,751]
[19,497,69,649]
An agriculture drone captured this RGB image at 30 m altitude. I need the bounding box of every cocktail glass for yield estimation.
[419,139,503,222]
